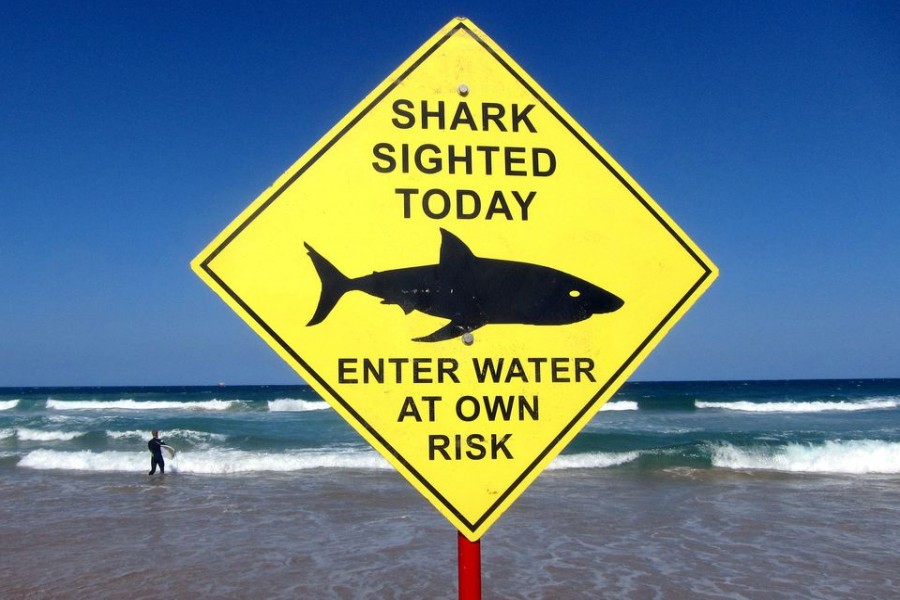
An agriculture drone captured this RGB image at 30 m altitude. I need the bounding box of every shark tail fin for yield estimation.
[305,243,351,326]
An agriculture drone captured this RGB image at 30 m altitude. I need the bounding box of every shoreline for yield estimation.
[3,467,899,599]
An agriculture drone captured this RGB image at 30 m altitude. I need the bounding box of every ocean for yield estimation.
[2,379,899,599]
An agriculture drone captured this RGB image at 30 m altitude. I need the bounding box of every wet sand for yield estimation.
[2,467,899,599]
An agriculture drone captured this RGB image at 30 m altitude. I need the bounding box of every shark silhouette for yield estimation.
[305,228,623,342]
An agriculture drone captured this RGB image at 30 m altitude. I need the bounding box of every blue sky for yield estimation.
[2,1,898,385]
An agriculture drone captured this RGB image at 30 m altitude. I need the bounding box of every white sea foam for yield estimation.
[19,450,143,472]
[180,449,391,473]
[16,428,86,441]
[601,400,639,411]
[548,451,640,470]
[18,448,390,474]
[46,415,78,423]
[46,399,237,411]
[0,400,20,410]
[0,428,15,440]
[696,398,899,413]
[712,440,900,474]
[106,429,150,440]
[267,398,331,412]
[105,428,227,443]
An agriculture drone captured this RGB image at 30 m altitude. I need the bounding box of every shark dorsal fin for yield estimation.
[438,228,477,267]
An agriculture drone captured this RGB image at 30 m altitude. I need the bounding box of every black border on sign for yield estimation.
[198,21,715,535]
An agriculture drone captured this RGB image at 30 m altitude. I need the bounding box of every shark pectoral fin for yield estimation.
[413,322,481,343]
[381,299,415,315]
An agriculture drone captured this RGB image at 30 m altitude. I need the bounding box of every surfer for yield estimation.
[148,429,166,475]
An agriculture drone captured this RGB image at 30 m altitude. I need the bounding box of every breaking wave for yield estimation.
[601,401,639,411]
[548,451,640,470]
[15,428,87,442]
[696,398,898,413]
[105,429,227,443]
[267,399,332,412]
[18,448,391,474]
[711,440,900,474]
[46,399,238,411]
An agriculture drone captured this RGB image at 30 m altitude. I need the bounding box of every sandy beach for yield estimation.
[3,467,899,599]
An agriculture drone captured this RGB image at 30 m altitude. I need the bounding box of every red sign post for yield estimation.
[458,532,482,600]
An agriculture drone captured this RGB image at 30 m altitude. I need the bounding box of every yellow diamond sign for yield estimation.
[192,18,717,540]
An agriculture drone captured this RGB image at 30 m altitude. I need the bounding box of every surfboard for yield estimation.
[149,444,176,459]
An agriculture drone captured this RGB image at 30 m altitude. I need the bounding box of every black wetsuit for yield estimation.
[148,437,166,475]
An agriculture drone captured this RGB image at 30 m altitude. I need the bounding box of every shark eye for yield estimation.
[569,289,581,298]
